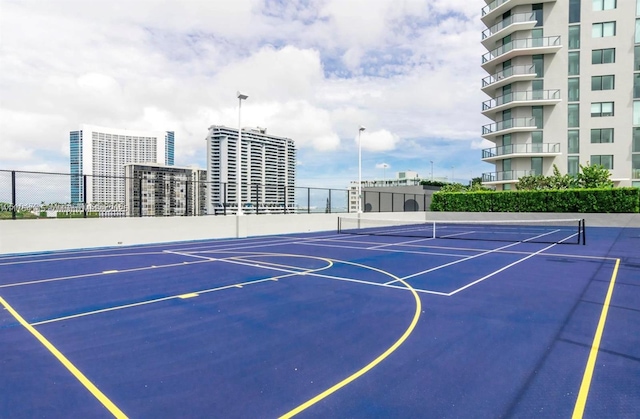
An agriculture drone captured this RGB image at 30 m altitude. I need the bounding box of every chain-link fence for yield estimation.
[0,169,431,219]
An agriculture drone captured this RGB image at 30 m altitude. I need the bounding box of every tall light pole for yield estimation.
[237,91,248,215]
[430,160,433,182]
[358,126,366,213]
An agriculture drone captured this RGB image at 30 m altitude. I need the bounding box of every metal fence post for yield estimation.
[83,175,87,218]
[11,171,16,220]
[328,189,332,214]
[138,176,143,217]
[307,188,311,214]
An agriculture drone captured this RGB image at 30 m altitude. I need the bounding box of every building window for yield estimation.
[531,157,543,175]
[570,0,581,23]
[637,19,640,43]
[635,101,640,125]
[593,0,616,11]
[568,130,580,153]
[634,128,640,152]
[568,156,580,175]
[592,48,615,64]
[503,183,512,191]
[532,55,544,77]
[568,104,580,127]
[591,102,614,117]
[532,106,543,129]
[591,155,613,169]
[592,75,615,90]
[633,155,640,179]
[533,4,543,27]
[569,25,580,50]
[591,128,614,143]
[568,78,580,101]
[592,22,616,38]
[635,74,640,99]
[569,52,580,75]
[636,46,640,71]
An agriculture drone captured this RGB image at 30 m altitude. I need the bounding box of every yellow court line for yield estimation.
[572,258,620,419]
[279,264,422,418]
[0,296,128,418]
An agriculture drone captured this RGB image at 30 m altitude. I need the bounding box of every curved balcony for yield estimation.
[482,117,538,139]
[482,89,561,116]
[482,170,535,184]
[482,36,561,71]
[482,143,561,162]
[482,12,537,47]
[482,65,537,92]
[482,0,556,24]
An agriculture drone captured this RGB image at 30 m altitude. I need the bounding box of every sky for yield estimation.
[0,0,494,189]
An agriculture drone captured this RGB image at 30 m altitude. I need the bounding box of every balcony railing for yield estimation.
[482,36,561,64]
[482,12,536,40]
[482,89,561,111]
[482,0,510,16]
[482,143,561,159]
[482,170,535,182]
[482,65,537,88]
[482,117,537,135]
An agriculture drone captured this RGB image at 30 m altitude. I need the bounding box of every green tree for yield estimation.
[577,163,613,188]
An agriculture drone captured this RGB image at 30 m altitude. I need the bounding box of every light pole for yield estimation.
[430,160,433,182]
[358,126,366,213]
[237,91,248,215]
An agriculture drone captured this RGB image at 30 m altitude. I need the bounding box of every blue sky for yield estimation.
[0,0,493,188]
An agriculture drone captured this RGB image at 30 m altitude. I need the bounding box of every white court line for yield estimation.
[0,259,213,289]
[388,228,563,285]
[33,253,338,325]
[367,236,436,250]
[31,276,284,326]
[293,241,471,258]
[447,242,558,296]
[0,251,169,267]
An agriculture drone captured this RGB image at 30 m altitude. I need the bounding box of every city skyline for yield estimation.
[0,0,491,189]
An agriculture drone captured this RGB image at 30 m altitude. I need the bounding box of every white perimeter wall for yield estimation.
[1,212,639,255]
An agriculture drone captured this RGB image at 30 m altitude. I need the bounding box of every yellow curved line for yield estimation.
[0,296,128,418]
[572,258,620,418]
[279,259,422,418]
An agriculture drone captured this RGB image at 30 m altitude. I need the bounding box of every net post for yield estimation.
[337,217,341,233]
[582,218,586,245]
[11,170,16,220]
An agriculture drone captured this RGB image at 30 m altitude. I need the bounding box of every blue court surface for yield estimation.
[1,224,639,418]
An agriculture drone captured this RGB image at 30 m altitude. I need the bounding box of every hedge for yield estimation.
[430,188,640,213]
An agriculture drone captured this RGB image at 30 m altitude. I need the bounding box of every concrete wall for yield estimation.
[1,212,638,255]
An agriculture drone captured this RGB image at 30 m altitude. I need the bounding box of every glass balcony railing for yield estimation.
[482,12,536,40]
[482,118,537,135]
[482,0,510,16]
[482,170,535,182]
[482,143,561,159]
[482,36,561,64]
[482,89,561,111]
[482,65,537,88]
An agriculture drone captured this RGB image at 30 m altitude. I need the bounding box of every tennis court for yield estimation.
[1,217,638,418]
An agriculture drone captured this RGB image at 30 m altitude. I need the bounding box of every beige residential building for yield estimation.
[480,0,640,190]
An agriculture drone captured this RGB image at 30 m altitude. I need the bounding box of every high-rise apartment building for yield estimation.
[480,0,640,190]
[70,124,175,204]
[205,126,295,213]
[124,163,206,217]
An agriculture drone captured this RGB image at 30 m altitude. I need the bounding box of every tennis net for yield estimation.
[337,217,586,245]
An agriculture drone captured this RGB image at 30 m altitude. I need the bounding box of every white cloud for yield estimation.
[0,0,489,187]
